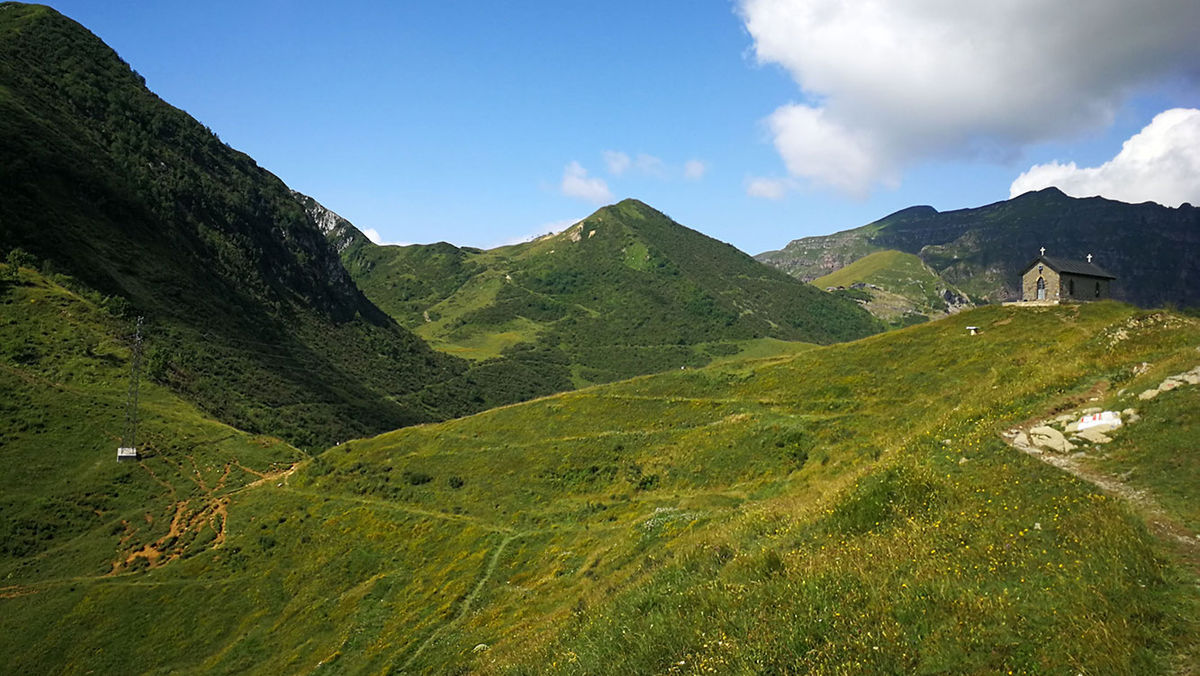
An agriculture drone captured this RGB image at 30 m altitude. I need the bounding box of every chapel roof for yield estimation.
[1022,255,1116,279]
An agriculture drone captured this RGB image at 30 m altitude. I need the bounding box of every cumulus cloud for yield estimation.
[746,177,793,200]
[493,218,582,247]
[561,161,613,203]
[738,0,1200,195]
[361,228,411,247]
[634,153,666,177]
[604,150,668,177]
[767,105,892,197]
[1010,108,1200,207]
[683,159,708,180]
[603,150,631,176]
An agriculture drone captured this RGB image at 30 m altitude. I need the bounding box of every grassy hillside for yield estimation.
[7,272,1199,673]
[1081,382,1200,534]
[757,189,1200,307]
[813,250,973,327]
[0,263,304,613]
[328,198,882,386]
[0,3,520,449]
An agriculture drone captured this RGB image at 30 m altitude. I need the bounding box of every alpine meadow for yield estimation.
[2,3,1200,675]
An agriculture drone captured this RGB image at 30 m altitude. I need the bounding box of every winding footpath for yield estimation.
[399,531,527,673]
[999,365,1200,572]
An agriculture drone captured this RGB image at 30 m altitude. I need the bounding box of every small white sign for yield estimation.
[1076,411,1122,431]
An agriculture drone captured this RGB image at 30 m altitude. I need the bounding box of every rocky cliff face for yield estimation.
[293,190,369,255]
[757,230,881,281]
[757,189,1200,307]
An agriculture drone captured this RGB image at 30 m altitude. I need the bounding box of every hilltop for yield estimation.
[313,196,882,385]
[812,250,973,327]
[6,255,1199,672]
[757,188,1200,308]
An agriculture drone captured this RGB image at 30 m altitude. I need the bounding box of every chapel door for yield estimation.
[1036,277,1045,300]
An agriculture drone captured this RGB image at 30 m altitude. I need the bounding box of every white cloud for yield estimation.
[492,218,582,247]
[683,159,708,180]
[603,150,631,175]
[604,151,705,180]
[767,105,891,198]
[1010,108,1200,207]
[361,228,411,247]
[746,176,793,200]
[634,153,666,177]
[738,0,1200,195]
[561,161,613,203]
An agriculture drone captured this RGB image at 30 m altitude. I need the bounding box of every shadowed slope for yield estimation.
[0,3,497,448]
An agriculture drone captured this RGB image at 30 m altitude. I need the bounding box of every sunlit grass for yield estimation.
[5,266,1199,673]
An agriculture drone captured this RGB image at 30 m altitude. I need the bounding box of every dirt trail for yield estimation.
[398,531,525,673]
[1007,441,1200,564]
[277,486,513,533]
[1000,365,1200,573]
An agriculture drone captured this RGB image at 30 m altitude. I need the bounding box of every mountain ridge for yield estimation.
[757,188,1200,307]
[317,195,883,385]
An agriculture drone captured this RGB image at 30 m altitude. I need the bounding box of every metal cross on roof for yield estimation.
[1040,246,1046,256]
[1087,254,1093,263]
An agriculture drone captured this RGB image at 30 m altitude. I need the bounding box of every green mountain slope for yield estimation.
[0,3,512,448]
[0,263,304,605]
[757,189,1200,307]
[813,250,973,327]
[8,268,1199,672]
[317,196,882,386]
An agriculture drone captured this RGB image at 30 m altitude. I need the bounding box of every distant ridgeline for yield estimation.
[757,188,1200,309]
[301,195,883,386]
[0,3,554,448]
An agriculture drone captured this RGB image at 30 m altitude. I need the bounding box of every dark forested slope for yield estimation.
[0,3,489,447]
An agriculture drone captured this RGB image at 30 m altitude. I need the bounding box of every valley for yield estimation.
[4,257,1199,673]
[2,3,1200,674]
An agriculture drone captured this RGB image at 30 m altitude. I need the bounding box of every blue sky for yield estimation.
[43,1,1200,254]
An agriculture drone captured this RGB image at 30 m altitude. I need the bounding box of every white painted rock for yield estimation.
[1076,411,1122,432]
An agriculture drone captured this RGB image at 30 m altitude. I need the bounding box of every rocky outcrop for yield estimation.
[1005,361,1199,459]
[1138,365,1200,400]
[1027,426,1076,453]
[293,190,370,255]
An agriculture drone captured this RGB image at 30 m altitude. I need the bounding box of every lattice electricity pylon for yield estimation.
[117,316,144,462]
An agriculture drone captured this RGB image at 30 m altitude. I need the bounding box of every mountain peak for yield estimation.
[1011,186,1069,201]
[585,198,664,223]
[875,204,939,224]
